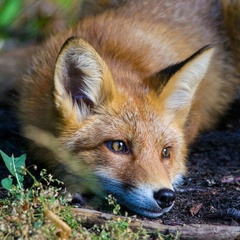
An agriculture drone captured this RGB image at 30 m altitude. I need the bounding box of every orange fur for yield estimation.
[19,0,240,217]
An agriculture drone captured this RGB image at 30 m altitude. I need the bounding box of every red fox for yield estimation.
[15,0,240,218]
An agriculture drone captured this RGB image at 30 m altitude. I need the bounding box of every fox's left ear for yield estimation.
[54,37,115,121]
[159,46,214,127]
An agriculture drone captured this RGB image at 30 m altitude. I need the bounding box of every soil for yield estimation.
[0,95,240,227]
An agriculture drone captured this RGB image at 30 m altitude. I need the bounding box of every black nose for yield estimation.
[154,188,175,209]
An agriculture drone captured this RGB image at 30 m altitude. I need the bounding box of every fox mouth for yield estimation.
[97,174,175,218]
[125,201,174,218]
[132,205,174,218]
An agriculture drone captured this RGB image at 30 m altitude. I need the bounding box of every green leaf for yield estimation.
[0,151,15,176]
[0,151,26,176]
[1,177,13,191]
[0,0,22,27]
[0,151,26,189]
[34,221,42,229]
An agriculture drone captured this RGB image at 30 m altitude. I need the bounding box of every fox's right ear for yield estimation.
[159,46,214,127]
[54,37,115,121]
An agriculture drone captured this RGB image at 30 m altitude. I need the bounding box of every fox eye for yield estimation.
[105,140,130,154]
[162,147,171,159]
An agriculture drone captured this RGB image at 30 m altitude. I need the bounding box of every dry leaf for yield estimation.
[190,203,203,216]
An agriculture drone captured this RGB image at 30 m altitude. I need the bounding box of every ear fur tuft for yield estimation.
[159,46,214,126]
[54,37,114,120]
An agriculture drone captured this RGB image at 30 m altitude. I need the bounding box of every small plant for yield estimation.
[0,150,26,192]
[107,194,122,215]
[87,195,151,240]
[0,150,180,239]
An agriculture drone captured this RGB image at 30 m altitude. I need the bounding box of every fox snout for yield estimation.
[154,188,175,209]
[125,187,176,218]
[97,173,176,217]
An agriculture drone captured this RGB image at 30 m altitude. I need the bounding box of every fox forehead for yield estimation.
[62,93,183,152]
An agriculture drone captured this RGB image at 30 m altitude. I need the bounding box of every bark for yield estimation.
[72,208,240,240]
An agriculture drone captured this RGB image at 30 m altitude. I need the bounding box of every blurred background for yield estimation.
[0,0,80,51]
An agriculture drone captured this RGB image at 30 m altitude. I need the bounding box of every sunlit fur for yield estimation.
[19,0,240,218]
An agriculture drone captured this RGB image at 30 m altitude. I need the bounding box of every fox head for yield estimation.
[53,37,213,218]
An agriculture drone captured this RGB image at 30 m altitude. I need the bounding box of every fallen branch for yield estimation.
[221,175,240,185]
[71,208,240,240]
[176,187,209,193]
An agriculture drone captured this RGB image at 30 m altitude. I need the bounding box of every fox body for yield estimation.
[19,0,240,218]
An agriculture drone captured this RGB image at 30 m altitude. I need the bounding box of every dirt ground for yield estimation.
[0,96,240,227]
[162,99,240,226]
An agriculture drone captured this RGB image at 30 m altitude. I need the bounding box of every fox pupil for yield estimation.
[162,147,171,158]
[105,140,129,154]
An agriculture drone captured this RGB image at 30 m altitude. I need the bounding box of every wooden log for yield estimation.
[72,208,240,240]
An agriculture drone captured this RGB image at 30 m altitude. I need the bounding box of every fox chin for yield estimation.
[97,172,184,218]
